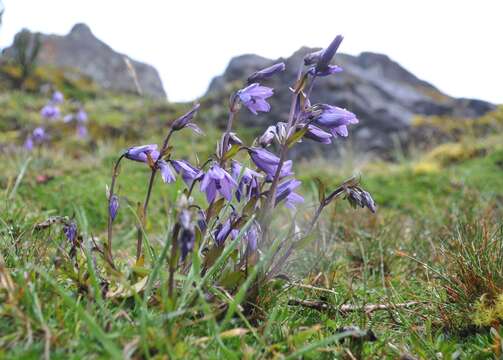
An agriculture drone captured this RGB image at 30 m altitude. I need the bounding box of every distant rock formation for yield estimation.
[207,48,495,157]
[3,23,166,98]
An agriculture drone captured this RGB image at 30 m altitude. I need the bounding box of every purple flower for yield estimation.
[109,195,119,221]
[24,136,34,151]
[171,160,203,186]
[213,212,239,246]
[125,144,160,163]
[302,124,332,144]
[76,109,88,123]
[77,125,88,138]
[247,62,286,83]
[158,160,176,183]
[275,179,304,209]
[171,103,201,132]
[309,35,344,77]
[248,147,293,181]
[40,104,60,120]
[32,127,46,141]
[237,83,274,115]
[258,125,277,147]
[304,50,323,66]
[244,222,260,256]
[309,104,358,138]
[231,160,263,202]
[63,222,77,243]
[200,164,237,203]
[52,91,64,104]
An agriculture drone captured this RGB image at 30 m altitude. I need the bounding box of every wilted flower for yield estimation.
[248,147,293,181]
[109,195,119,221]
[63,221,77,243]
[258,125,277,147]
[41,104,60,120]
[200,164,237,202]
[244,222,260,256]
[304,49,323,66]
[171,160,203,186]
[179,209,196,260]
[247,62,286,83]
[236,83,274,115]
[171,103,201,132]
[52,91,64,104]
[231,160,262,202]
[346,187,377,213]
[275,179,304,209]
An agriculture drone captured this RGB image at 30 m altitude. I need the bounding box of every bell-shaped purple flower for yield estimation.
[200,164,237,203]
[248,147,293,181]
[231,160,263,202]
[52,91,64,104]
[109,195,119,221]
[24,136,34,151]
[125,144,160,163]
[309,104,358,138]
[247,62,286,83]
[236,83,274,115]
[275,179,304,209]
[179,209,196,260]
[244,222,260,257]
[171,103,201,132]
[171,160,203,186]
[41,104,60,120]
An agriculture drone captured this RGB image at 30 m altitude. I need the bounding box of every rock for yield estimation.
[2,24,166,99]
[206,47,495,158]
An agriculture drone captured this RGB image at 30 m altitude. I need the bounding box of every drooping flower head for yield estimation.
[275,178,304,209]
[77,124,88,138]
[213,211,239,246]
[171,160,203,186]
[24,127,47,150]
[247,147,293,181]
[236,83,274,115]
[231,160,263,202]
[125,144,160,163]
[200,164,237,203]
[247,62,286,83]
[244,222,260,256]
[301,124,332,144]
[124,144,174,183]
[346,187,377,213]
[308,104,358,138]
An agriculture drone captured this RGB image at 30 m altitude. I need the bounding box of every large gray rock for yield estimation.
[3,23,166,98]
[207,47,495,157]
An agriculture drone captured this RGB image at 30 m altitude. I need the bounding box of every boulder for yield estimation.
[207,47,495,158]
[3,23,166,99]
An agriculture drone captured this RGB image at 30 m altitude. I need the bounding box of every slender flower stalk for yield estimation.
[106,153,126,268]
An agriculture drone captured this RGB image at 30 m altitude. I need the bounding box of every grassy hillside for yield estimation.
[1,86,503,359]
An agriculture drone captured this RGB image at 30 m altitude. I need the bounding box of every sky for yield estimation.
[0,0,502,104]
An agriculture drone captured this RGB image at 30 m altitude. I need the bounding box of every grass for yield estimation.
[1,91,503,358]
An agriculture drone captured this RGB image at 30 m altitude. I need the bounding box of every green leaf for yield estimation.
[287,128,307,148]
[223,144,241,161]
[313,177,326,204]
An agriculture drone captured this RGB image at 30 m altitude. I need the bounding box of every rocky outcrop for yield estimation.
[207,48,495,157]
[3,24,166,98]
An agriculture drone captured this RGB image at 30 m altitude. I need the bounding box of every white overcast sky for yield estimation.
[0,0,502,103]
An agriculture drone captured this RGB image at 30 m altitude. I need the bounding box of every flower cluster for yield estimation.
[102,34,376,289]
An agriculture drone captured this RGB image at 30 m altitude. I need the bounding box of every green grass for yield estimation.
[1,91,503,358]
